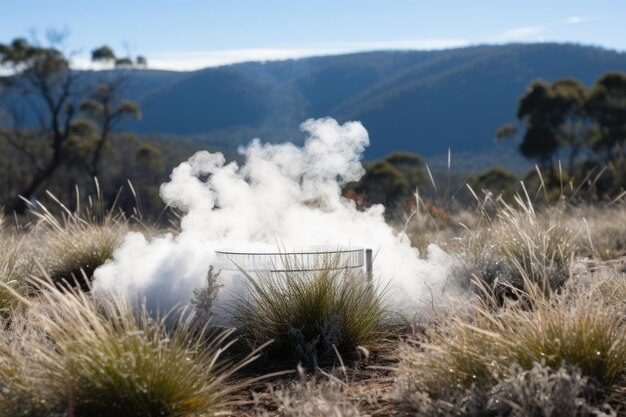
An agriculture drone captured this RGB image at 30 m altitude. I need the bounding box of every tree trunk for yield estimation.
[568,144,581,178]
[88,119,111,179]
[6,162,59,214]
[6,130,65,214]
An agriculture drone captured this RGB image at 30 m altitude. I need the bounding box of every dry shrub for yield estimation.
[487,364,612,417]
[190,266,221,331]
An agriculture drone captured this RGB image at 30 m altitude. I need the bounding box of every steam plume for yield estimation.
[93,118,456,318]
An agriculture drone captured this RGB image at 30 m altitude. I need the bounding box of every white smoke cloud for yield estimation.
[93,118,457,320]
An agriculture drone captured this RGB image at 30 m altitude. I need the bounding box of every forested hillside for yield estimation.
[8,43,626,162]
[132,44,626,158]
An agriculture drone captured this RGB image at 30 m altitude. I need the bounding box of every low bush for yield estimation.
[486,364,609,417]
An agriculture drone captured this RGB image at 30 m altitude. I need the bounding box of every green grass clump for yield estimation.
[0,277,256,417]
[233,256,387,364]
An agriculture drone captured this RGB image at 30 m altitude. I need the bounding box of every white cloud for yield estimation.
[492,26,544,42]
[327,38,471,50]
[565,16,585,24]
[70,39,470,72]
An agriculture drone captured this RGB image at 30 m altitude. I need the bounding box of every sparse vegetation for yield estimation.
[0,170,624,416]
[2,19,626,416]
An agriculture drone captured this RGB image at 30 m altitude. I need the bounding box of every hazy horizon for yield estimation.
[77,41,626,73]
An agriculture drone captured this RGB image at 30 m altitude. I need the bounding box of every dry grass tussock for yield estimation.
[0,213,35,312]
[233,255,389,367]
[566,203,626,260]
[0,182,625,416]
[448,192,577,298]
[395,272,626,415]
[255,378,365,417]
[0,275,263,417]
[25,190,129,290]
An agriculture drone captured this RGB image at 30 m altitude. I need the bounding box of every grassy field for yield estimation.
[0,188,625,416]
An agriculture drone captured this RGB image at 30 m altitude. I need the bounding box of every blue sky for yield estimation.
[3,0,626,71]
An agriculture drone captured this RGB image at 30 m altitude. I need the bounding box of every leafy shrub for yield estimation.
[233,256,387,366]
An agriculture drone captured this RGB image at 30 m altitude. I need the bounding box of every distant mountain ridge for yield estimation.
[12,43,626,165]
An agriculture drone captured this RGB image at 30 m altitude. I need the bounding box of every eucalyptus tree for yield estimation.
[0,37,145,212]
[0,37,79,212]
[586,71,626,167]
[499,79,595,179]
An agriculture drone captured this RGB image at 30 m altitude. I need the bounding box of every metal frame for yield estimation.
[215,247,370,276]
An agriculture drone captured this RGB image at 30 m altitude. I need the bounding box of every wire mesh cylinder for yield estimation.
[215,247,365,272]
